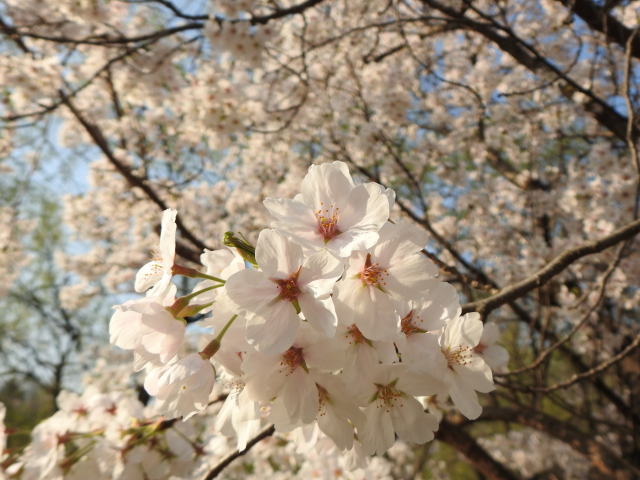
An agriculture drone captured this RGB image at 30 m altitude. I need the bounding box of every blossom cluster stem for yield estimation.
[168,284,223,318]
[172,263,226,284]
[200,314,238,359]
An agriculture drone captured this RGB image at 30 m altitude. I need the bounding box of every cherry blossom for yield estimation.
[357,364,439,456]
[474,322,510,372]
[333,223,441,341]
[144,353,216,420]
[264,162,390,257]
[134,208,177,296]
[225,229,343,354]
[440,313,495,420]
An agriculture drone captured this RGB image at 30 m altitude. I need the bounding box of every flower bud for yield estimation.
[223,231,257,266]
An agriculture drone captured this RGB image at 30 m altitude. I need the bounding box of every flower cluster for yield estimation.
[0,359,396,480]
[109,161,507,460]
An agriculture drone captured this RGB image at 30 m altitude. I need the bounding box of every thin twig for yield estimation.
[462,217,640,317]
[202,424,275,480]
[496,332,640,392]
[496,244,625,376]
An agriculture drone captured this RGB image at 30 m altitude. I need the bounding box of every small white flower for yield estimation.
[357,364,439,456]
[135,208,178,296]
[225,229,343,354]
[145,353,215,420]
[474,322,510,372]
[242,324,345,425]
[440,312,495,420]
[264,161,391,258]
[110,285,186,367]
[333,222,440,341]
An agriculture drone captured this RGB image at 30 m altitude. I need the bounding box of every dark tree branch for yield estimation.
[6,23,204,46]
[421,0,640,144]
[0,16,32,54]
[478,407,640,478]
[59,92,207,262]
[462,217,640,317]
[437,420,521,480]
[557,0,640,60]
[251,0,326,24]
[202,424,275,480]
[497,332,640,393]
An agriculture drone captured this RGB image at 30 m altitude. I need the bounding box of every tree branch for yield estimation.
[421,0,640,143]
[59,92,207,262]
[437,420,521,480]
[557,0,640,60]
[497,332,640,393]
[478,407,640,478]
[202,424,275,480]
[462,217,640,317]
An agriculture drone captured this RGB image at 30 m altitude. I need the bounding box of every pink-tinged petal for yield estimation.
[342,343,380,398]
[264,197,318,226]
[269,397,306,432]
[159,354,206,386]
[245,301,301,355]
[159,208,177,274]
[329,230,381,258]
[201,248,236,276]
[449,375,482,420]
[374,223,431,265]
[352,285,400,341]
[109,309,141,350]
[453,360,495,393]
[133,347,163,372]
[412,283,460,331]
[398,333,446,377]
[371,340,398,364]
[282,367,318,424]
[301,162,353,212]
[135,262,163,293]
[338,184,389,233]
[146,273,173,298]
[398,370,449,397]
[312,373,366,431]
[385,260,440,301]
[143,366,165,397]
[303,335,345,370]
[242,357,283,403]
[444,313,483,349]
[481,322,501,344]
[297,250,343,292]
[298,294,338,338]
[272,221,326,253]
[359,404,395,456]
[224,269,281,319]
[480,345,510,372]
[390,395,438,444]
[255,230,303,278]
[141,319,185,363]
[317,403,356,450]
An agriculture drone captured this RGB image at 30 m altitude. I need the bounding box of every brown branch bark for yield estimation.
[496,332,640,393]
[202,424,275,480]
[421,0,640,143]
[478,407,640,479]
[251,0,326,24]
[59,92,207,263]
[557,0,640,60]
[462,217,640,317]
[437,420,521,480]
